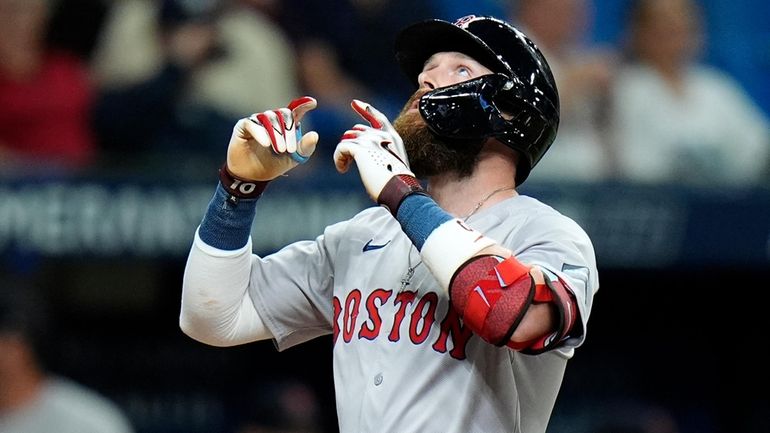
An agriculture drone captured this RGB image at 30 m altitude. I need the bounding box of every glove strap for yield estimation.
[378,174,426,217]
[218,163,270,203]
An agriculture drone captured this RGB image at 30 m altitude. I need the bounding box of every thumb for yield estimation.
[333,141,357,174]
[297,131,319,158]
[350,99,388,129]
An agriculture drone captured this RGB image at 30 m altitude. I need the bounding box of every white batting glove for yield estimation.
[226,96,319,181]
[334,100,417,205]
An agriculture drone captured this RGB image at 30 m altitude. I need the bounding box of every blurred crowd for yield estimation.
[0,0,768,186]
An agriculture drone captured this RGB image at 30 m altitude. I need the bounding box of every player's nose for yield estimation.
[417,70,437,90]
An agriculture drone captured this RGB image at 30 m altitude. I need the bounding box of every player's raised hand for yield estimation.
[226,97,318,181]
[334,100,415,203]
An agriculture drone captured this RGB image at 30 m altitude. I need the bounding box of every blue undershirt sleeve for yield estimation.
[395,194,452,251]
[198,183,259,250]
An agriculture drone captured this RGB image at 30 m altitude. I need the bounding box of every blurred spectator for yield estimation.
[608,0,770,186]
[0,280,135,433]
[90,0,299,172]
[45,0,109,62]
[512,0,619,183]
[189,0,299,117]
[88,0,166,89]
[0,0,97,174]
[282,0,434,112]
[290,37,392,167]
[276,0,433,165]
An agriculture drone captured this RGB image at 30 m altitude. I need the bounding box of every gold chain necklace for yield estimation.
[399,186,516,291]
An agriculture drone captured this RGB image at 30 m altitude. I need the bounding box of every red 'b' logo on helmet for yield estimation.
[454,15,477,28]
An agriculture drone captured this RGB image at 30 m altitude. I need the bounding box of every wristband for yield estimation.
[396,194,452,251]
[378,174,426,216]
[218,163,270,203]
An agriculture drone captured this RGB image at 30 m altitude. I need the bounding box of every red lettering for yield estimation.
[388,291,417,341]
[343,290,362,343]
[358,289,393,341]
[336,289,470,362]
[409,292,438,344]
[432,307,473,360]
[332,296,342,345]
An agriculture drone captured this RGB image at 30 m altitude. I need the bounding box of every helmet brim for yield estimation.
[394,19,513,86]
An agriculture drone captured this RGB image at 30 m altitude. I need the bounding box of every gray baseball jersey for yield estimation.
[243,194,598,433]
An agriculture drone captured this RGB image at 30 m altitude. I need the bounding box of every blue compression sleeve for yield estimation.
[198,183,258,250]
[396,194,452,251]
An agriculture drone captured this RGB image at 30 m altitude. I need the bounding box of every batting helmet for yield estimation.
[394,15,560,185]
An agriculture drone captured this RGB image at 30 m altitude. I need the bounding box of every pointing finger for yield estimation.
[275,108,297,153]
[243,116,272,148]
[256,111,286,153]
[350,99,384,129]
[289,96,318,123]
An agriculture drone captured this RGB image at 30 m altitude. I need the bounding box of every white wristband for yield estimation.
[420,219,496,292]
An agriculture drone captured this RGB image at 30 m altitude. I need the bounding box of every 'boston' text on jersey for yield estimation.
[332,289,474,360]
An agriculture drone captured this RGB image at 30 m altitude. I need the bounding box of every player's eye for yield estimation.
[457,66,472,78]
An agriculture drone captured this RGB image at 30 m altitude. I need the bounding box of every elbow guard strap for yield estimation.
[449,255,535,346]
[507,269,579,354]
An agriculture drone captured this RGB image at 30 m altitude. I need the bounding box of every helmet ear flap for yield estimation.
[418,73,520,140]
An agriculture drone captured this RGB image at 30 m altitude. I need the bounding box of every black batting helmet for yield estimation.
[394,15,560,185]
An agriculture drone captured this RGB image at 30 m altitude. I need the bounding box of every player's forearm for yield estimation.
[181,233,273,345]
[180,184,273,346]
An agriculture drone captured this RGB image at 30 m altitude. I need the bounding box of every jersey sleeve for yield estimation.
[182,232,275,347]
[508,212,599,357]
[182,209,353,350]
[249,218,351,351]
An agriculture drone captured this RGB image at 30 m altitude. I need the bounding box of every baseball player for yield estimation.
[181,15,599,433]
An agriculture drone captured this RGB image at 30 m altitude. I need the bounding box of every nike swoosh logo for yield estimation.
[362,239,391,252]
[380,141,408,167]
[473,286,491,307]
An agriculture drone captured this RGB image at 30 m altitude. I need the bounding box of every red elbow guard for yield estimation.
[450,256,579,352]
[449,255,535,346]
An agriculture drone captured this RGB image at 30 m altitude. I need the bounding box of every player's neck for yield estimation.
[427,144,518,218]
